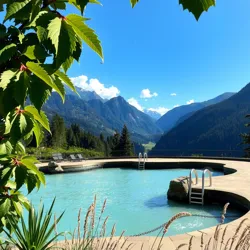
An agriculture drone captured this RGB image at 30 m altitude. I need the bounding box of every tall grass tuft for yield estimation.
[61,198,125,250]
[177,203,250,250]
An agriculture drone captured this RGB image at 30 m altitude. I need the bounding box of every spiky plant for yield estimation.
[3,199,64,250]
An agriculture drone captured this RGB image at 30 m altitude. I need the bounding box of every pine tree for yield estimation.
[67,127,76,147]
[51,114,67,148]
[119,125,133,156]
[111,131,120,156]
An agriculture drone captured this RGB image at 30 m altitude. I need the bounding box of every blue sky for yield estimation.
[66,0,250,115]
[2,1,250,115]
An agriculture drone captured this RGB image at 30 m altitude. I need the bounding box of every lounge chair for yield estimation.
[57,153,64,161]
[69,154,78,161]
[52,153,59,162]
[52,153,64,162]
[77,154,86,161]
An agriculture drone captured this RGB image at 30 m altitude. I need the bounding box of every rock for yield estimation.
[167,176,189,202]
[48,161,64,172]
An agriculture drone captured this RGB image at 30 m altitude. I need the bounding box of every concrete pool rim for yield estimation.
[37,158,250,249]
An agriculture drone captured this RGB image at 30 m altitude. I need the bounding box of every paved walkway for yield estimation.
[38,158,250,249]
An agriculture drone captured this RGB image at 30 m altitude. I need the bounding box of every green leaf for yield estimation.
[10,112,33,143]
[0,198,11,218]
[0,141,13,155]
[16,141,26,154]
[179,0,215,20]
[25,106,50,132]
[34,11,56,41]
[55,70,76,92]
[53,76,65,101]
[0,24,7,38]
[47,17,62,55]
[0,167,13,184]
[76,0,88,14]
[12,200,23,216]
[26,173,37,193]
[62,56,74,72]
[4,0,32,21]
[66,14,103,60]
[0,69,18,90]
[69,0,101,13]
[130,0,139,8]
[48,18,77,69]
[72,41,82,62]
[33,120,43,146]
[13,71,28,106]
[52,1,66,10]
[30,0,42,23]
[26,62,65,101]
[24,45,48,60]
[21,158,45,185]
[0,84,19,116]
[29,75,51,111]
[15,166,27,190]
[19,113,27,134]
[6,180,16,189]
[0,43,17,64]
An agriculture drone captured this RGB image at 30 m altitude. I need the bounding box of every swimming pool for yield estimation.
[27,168,243,237]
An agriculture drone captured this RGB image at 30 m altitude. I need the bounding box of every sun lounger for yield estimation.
[57,154,64,161]
[77,154,86,161]
[69,154,78,161]
[52,153,64,162]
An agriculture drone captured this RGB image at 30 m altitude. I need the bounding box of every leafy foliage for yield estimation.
[0,0,103,235]
[179,0,215,20]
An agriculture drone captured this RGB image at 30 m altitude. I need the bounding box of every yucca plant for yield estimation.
[3,199,64,250]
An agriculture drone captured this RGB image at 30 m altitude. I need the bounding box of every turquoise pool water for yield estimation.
[27,168,243,237]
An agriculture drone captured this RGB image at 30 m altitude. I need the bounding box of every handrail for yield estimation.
[202,169,212,187]
[188,169,198,203]
[138,153,143,163]
[189,169,198,185]
[144,153,148,162]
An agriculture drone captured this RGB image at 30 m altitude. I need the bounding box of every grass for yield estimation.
[26,147,105,160]
[142,142,156,152]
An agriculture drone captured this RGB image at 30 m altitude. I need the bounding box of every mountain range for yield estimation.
[43,90,162,143]
[156,92,235,132]
[151,83,250,157]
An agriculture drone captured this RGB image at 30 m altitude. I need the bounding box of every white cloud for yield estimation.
[170,93,177,96]
[148,107,169,116]
[140,89,158,99]
[128,98,144,112]
[186,99,195,105]
[71,75,120,99]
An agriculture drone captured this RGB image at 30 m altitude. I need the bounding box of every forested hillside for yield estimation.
[156,92,235,132]
[151,84,250,157]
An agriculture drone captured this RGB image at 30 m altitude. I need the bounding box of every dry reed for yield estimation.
[221,203,230,224]
[155,212,192,250]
